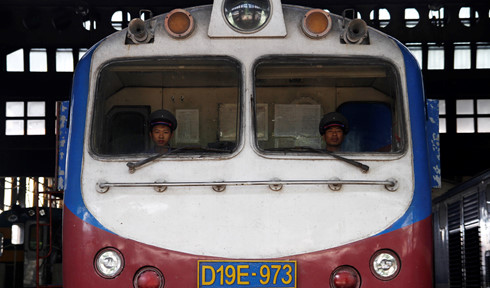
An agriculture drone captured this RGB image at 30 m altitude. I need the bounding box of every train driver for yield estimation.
[148,109,178,154]
[319,112,349,152]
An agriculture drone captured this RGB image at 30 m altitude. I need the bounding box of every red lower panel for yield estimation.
[63,208,432,287]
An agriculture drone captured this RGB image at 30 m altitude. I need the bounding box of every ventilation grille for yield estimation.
[463,193,479,224]
[448,201,462,288]
[447,193,482,287]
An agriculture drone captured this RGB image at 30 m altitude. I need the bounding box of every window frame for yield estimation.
[251,56,406,158]
[89,56,243,159]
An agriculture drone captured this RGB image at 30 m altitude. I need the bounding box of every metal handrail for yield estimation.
[97,178,399,193]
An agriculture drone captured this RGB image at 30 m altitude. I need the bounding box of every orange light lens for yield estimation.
[307,12,327,33]
[165,9,194,38]
[302,9,332,38]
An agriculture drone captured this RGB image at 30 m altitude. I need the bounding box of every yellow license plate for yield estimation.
[198,260,297,288]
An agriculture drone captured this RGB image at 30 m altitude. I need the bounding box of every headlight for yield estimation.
[223,0,271,32]
[94,247,124,278]
[370,249,400,280]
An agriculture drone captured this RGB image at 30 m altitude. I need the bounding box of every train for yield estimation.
[62,0,440,287]
[0,206,62,287]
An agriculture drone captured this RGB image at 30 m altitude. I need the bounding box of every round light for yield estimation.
[330,266,361,288]
[134,267,164,288]
[370,249,400,280]
[165,9,195,38]
[223,0,271,32]
[94,248,124,278]
[302,9,332,38]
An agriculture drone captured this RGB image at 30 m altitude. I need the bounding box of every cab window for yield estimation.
[91,58,241,156]
[28,223,44,251]
[253,57,404,154]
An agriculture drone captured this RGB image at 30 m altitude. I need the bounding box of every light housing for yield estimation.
[223,0,271,33]
[94,247,124,278]
[301,9,332,38]
[330,266,361,288]
[164,9,195,39]
[133,266,165,288]
[370,249,400,280]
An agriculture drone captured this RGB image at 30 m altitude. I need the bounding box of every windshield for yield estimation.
[91,57,241,157]
[254,57,404,154]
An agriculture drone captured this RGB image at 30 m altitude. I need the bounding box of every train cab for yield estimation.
[63,1,438,287]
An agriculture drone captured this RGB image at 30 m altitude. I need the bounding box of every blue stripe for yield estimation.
[377,40,432,235]
[65,44,111,233]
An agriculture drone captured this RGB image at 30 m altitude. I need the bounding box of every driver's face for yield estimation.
[323,127,344,151]
[150,124,173,147]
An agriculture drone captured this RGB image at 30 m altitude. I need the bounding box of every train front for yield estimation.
[63,1,434,287]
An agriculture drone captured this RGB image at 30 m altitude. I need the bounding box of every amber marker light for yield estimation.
[302,9,332,39]
[165,9,195,38]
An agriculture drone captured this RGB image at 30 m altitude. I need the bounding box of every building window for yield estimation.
[429,7,445,27]
[428,43,445,70]
[477,99,490,133]
[406,43,423,68]
[6,102,24,135]
[439,100,446,133]
[369,8,390,28]
[79,48,88,60]
[6,49,24,72]
[5,101,46,136]
[56,48,74,72]
[111,11,131,31]
[476,43,490,69]
[404,8,420,28]
[455,99,490,133]
[454,42,471,70]
[29,48,47,72]
[459,7,479,28]
[83,19,97,30]
[456,99,474,133]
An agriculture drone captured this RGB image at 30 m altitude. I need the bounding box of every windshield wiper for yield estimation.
[126,147,185,173]
[266,146,369,173]
[126,146,232,173]
[176,146,233,153]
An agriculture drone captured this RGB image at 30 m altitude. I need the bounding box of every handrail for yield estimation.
[97,178,399,193]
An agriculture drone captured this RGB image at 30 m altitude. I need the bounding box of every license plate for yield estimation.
[198,260,297,288]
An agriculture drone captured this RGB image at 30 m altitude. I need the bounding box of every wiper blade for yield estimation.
[126,146,186,173]
[267,146,369,173]
[176,146,233,153]
[126,145,232,173]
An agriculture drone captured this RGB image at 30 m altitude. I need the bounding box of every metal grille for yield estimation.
[463,193,482,288]
[448,200,463,288]
[448,193,482,287]
[463,193,479,224]
[465,227,482,287]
